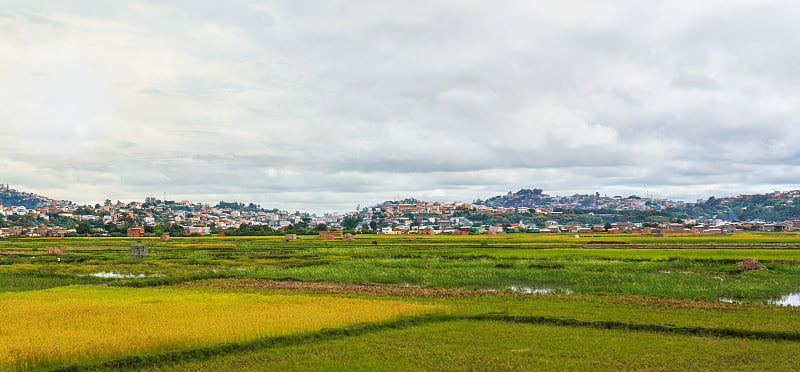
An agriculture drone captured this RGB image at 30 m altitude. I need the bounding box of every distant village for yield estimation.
[1,184,800,238]
[349,199,796,236]
[0,194,340,238]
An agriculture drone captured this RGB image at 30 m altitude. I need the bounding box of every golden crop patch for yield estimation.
[0,286,441,371]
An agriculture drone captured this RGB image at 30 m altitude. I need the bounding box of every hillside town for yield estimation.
[351,200,800,236]
[0,194,338,238]
[477,188,689,211]
[2,185,800,238]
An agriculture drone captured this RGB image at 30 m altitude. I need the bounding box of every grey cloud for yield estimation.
[2,1,800,213]
[671,73,720,90]
[0,11,59,25]
[116,141,139,149]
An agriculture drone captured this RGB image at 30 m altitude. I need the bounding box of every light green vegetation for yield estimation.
[0,272,105,292]
[249,256,799,299]
[1,233,799,370]
[444,247,800,260]
[444,294,800,333]
[2,234,800,300]
[180,279,800,335]
[130,320,800,372]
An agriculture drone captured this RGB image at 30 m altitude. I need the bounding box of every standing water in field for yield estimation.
[505,286,573,294]
[768,293,800,306]
[91,272,147,279]
[719,293,800,307]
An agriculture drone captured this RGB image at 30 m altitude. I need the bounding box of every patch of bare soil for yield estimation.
[175,278,513,298]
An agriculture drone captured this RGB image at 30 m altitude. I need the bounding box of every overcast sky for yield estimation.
[1,1,799,213]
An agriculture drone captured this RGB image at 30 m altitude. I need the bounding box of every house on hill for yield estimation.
[127,227,145,237]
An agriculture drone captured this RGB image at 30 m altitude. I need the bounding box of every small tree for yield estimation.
[75,222,92,235]
[341,216,361,230]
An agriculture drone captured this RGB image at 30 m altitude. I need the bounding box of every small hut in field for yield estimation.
[130,243,148,256]
[319,230,344,240]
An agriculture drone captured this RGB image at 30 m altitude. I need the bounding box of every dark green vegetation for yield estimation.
[0,187,60,209]
[3,233,800,371]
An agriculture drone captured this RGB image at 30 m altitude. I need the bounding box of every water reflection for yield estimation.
[506,286,573,294]
[768,293,800,307]
[719,293,800,307]
[91,272,146,278]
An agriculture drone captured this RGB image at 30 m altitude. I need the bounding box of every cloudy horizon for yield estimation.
[2,1,799,213]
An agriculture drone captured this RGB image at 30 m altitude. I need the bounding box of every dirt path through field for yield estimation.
[174,278,506,298]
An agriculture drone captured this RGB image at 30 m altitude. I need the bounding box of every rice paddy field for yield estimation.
[0,286,438,371]
[1,232,799,371]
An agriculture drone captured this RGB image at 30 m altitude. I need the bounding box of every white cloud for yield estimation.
[1,0,799,212]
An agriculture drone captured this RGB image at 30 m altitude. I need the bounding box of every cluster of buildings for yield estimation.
[362,220,747,236]
[479,189,688,211]
[362,200,545,222]
[0,225,68,238]
[360,220,800,236]
[2,186,800,237]
[0,195,343,237]
[1,204,66,221]
[348,198,800,235]
[84,198,341,230]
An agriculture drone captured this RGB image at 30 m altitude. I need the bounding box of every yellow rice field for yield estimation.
[0,286,442,371]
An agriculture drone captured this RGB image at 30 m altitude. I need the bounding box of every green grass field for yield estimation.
[137,320,800,372]
[1,233,799,371]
